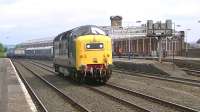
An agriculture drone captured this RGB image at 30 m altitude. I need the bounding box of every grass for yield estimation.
[0,52,5,58]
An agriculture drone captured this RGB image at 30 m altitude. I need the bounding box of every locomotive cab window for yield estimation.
[86,43,104,49]
[72,25,106,37]
[91,27,106,35]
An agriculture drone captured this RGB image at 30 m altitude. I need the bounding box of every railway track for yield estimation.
[31,59,200,87]
[32,60,53,68]
[13,60,91,112]
[16,60,154,112]
[27,61,153,111]
[180,67,200,77]
[105,82,199,112]
[27,59,200,112]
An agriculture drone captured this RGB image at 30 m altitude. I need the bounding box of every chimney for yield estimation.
[110,16,122,27]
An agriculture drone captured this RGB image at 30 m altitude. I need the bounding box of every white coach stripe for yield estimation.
[9,59,38,112]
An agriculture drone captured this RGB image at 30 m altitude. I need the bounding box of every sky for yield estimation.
[0,0,200,45]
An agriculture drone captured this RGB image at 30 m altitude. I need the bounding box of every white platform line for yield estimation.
[9,59,38,112]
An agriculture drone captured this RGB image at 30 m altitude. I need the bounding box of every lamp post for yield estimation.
[185,28,191,57]
[171,22,176,67]
[171,23,181,69]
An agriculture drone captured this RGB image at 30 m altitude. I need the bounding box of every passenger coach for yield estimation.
[53,25,112,83]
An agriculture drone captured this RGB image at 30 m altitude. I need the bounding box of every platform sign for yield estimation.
[146,20,173,37]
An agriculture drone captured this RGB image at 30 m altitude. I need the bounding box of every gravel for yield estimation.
[93,85,181,112]
[20,61,136,112]
[110,72,200,110]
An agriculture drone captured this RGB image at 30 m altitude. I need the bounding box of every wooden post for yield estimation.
[149,37,151,55]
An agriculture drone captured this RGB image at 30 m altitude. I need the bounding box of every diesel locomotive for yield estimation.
[53,25,112,83]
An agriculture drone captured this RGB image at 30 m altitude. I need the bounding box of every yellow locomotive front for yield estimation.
[76,35,112,82]
[75,35,112,82]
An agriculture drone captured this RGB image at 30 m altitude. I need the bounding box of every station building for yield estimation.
[100,16,185,57]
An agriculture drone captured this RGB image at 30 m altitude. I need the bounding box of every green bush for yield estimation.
[0,52,5,58]
[0,43,5,58]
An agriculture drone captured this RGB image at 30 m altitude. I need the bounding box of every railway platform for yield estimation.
[165,56,200,61]
[0,58,36,112]
[113,57,189,79]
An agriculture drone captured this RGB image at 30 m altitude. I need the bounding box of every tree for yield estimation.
[0,43,4,52]
[197,38,200,44]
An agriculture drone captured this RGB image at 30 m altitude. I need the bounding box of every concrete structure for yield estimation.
[0,58,35,112]
[113,57,196,80]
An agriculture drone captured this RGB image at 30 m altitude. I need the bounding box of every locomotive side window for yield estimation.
[86,43,104,49]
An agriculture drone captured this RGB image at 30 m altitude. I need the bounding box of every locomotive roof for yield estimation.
[54,25,106,42]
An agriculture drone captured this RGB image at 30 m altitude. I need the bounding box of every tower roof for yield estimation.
[110,16,122,20]
[197,38,200,44]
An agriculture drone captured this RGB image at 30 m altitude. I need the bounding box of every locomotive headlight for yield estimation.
[99,44,103,48]
[86,45,90,48]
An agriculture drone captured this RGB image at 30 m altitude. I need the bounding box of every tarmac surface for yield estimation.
[0,58,35,112]
[113,57,189,78]
[166,56,200,61]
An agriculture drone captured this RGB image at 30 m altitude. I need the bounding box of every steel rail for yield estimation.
[27,60,200,112]
[84,85,152,112]
[29,60,200,88]
[106,82,199,112]
[16,60,91,112]
[12,61,49,112]
[29,61,153,112]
